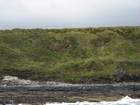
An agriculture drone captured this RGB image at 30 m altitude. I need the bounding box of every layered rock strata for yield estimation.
[0,76,140,104]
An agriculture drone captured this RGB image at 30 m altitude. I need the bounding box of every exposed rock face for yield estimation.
[2,76,39,87]
[1,76,75,87]
[0,76,140,104]
[115,68,125,81]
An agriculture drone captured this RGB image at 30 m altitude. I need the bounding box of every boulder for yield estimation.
[115,68,125,82]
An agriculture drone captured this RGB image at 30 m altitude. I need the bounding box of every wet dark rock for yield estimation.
[0,76,140,104]
[0,83,139,94]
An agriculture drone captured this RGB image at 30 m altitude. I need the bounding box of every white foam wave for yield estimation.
[100,96,140,105]
[45,96,140,105]
[4,96,140,105]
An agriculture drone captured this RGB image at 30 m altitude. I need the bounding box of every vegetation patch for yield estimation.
[0,26,140,83]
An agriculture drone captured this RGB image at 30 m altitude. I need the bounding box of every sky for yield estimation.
[0,0,140,30]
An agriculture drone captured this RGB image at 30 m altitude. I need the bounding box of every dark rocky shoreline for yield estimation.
[0,76,140,104]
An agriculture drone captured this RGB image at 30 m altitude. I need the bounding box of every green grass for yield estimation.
[0,26,140,83]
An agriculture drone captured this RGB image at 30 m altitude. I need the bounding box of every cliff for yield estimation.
[0,26,140,83]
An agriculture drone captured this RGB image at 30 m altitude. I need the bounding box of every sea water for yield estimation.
[4,96,140,105]
[45,96,140,105]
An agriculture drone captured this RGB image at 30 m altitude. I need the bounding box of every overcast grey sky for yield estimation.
[0,0,140,29]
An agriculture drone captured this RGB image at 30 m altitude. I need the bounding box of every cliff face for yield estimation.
[0,76,140,104]
[0,27,140,83]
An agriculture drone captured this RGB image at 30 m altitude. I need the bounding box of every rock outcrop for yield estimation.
[115,68,125,81]
[0,76,140,104]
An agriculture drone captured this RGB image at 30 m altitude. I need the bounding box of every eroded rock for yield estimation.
[115,68,125,82]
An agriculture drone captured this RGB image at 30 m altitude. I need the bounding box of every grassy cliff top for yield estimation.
[0,26,140,83]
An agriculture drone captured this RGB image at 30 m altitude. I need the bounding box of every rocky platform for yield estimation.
[0,76,140,104]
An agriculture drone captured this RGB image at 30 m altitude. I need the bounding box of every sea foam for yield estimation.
[45,96,140,105]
